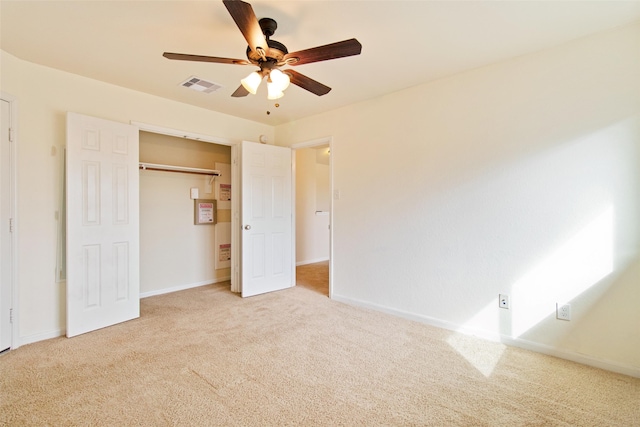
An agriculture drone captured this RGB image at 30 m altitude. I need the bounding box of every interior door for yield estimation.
[66,112,140,337]
[241,141,293,297]
[0,99,11,352]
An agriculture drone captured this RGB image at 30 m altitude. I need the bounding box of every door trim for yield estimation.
[291,136,333,298]
[1,92,19,349]
[130,122,234,147]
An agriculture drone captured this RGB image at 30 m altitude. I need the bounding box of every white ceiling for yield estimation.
[2,1,640,126]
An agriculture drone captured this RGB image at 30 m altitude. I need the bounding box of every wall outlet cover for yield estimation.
[556,303,571,321]
[499,294,509,309]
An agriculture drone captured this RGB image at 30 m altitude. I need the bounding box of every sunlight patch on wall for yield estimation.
[512,206,614,337]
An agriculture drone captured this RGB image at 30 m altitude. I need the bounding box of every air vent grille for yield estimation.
[180,76,222,94]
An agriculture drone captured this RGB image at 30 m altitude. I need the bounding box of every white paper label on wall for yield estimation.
[215,222,232,269]
[215,163,232,209]
[190,187,199,199]
[219,244,231,262]
[220,184,231,201]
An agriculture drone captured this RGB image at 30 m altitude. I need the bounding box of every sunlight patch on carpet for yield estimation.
[446,332,506,377]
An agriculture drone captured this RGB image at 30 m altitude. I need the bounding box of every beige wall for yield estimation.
[0,50,273,343]
[277,23,640,375]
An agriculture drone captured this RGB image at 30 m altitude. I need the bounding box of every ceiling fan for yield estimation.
[163,0,362,100]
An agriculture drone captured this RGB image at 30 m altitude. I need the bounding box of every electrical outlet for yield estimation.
[499,294,509,309]
[556,303,571,321]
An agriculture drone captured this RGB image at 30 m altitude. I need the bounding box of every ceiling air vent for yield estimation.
[180,76,222,94]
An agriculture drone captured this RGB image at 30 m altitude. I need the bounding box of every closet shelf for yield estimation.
[139,162,221,177]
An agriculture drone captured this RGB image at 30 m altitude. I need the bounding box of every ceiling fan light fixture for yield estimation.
[267,81,284,100]
[269,69,290,92]
[241,71,263,94]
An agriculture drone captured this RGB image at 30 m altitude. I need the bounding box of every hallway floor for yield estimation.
[296,261,329,296]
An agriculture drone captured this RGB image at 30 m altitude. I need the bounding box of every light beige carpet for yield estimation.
[1,265,639,426]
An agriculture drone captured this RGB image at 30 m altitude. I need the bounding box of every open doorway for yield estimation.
[293,141,331,297]
[138,131,233,298]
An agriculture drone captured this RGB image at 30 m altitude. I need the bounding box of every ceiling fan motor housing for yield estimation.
[246,18,288,64]
[246,39,288,64]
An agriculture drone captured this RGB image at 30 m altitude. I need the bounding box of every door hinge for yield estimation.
[9,218,14,233]
[9,308,13,323]
[8,127,13,143]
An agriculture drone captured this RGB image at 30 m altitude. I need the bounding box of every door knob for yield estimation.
[244,225,251,230]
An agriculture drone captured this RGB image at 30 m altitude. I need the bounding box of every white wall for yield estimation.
[0,50,274,343]
[277,23,640,375]
[295,148,330,265]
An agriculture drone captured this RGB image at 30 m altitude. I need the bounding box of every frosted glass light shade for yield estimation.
[267,81,284,100]
[269,69,290,91]
[241,71,262,94]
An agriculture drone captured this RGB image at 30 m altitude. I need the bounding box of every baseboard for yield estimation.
[140,276,231,299]
[19,329,65,347]
[296,257,329,266]
[331,294,640,379]
[500,337,640,378]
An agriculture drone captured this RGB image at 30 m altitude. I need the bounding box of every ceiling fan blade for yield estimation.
[163,52,251,65]
[284,70,331,96]
[283,39,362,66]
[223,0,268,58]
[231,85,250,97]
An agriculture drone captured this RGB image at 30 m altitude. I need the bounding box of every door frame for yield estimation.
[1,92,19,350]
[130,121,240,291]
[291,136,333,298]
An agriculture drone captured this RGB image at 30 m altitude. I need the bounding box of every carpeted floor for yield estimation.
[1,263,639,426]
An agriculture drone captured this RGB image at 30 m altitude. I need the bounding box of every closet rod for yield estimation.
[139,162,221,177]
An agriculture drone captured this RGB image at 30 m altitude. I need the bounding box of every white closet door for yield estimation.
[241,141,292,297]
[66,112,140,337]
